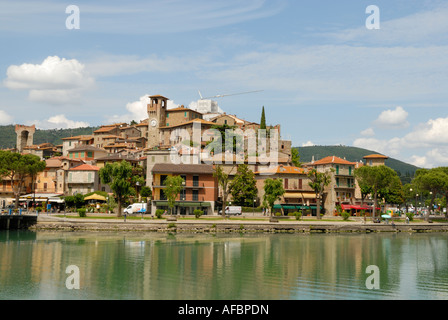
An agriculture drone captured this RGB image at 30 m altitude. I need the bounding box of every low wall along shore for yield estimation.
[29,215,448,234]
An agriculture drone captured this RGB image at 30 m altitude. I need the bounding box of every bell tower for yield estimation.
[15,124,35,153]
[147,95,168,148]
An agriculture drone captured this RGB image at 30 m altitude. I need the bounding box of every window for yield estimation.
[299,179,302,189]
[184,111,187,117]
[43,183,47,191]
[166,113,169,118]
[180,189,186,201]
[192,190,199,201]
[336,177,340,187]
[336,165,339,175]
[193,175,199,187]
[88,151,93,158]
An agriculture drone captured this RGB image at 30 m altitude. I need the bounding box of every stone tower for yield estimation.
[147,95,168,149]
[15,124,35,153]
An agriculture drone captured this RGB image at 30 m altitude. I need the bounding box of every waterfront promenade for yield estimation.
[26,212,448,234]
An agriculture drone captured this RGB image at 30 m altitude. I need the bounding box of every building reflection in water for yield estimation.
[0,231,447,300]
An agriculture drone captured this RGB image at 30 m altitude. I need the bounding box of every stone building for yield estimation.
[15,124,35,153]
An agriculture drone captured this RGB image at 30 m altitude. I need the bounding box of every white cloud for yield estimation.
[403,117,448,147]
[410,155,428,168]
[4,56,94,105]
[374,106,409,128]
[32,114,90,129]
[353,137,403,157]
[106,95,179,124]
[302,141,314,147]
[354,116,448,168]
[410,148,448,169]
[0,110,13,125]
[360,128,375,137]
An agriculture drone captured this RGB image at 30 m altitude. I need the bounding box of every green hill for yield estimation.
[296,145,419,184]
[0,125,99,149]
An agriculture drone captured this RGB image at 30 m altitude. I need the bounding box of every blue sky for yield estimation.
[1,0,448,168]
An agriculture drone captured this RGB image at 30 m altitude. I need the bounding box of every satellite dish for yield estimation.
[198,90,263,100]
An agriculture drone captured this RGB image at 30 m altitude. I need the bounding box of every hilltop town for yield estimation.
[1,94,401,217]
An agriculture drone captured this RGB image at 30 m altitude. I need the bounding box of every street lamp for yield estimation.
[415,193,419,214]
[253,198,256,216]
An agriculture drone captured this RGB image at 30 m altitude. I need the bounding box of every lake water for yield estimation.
[0,231,447,300]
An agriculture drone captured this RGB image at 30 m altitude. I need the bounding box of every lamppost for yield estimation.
[415,193,419,214]
[253,198,256,216]
[136,181,140,203]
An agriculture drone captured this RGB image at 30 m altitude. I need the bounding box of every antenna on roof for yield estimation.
[198,90,264,100]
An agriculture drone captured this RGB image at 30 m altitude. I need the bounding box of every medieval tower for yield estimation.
[147,95,168,149]
[15,124,35,153]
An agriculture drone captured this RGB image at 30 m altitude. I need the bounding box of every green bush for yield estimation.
[406,212,414,221]
[341,210,350,221]
[193,209,203,219]
[294,211,302,220]
[155,209,164,219]
[275,212,282,216]
[77,208,87,217]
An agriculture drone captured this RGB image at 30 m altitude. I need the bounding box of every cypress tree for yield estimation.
[260,106,266,130]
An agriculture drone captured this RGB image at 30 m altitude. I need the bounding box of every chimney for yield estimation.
[311,155,315,163]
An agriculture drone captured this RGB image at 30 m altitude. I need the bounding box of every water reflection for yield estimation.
[0,231,447,300]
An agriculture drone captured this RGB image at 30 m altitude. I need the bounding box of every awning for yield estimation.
[284,193,315,199]
[342,205,380,211]
[273,205,321,210]
[84,194,107,201]
[154,201,169,207]
[154,201,211,207]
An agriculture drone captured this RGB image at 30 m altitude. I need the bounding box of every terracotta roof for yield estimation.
[95,154,139,162]
[62,135,92,141]
[94,126,119,133]
[255,165,307,175]
[363,154,389,159]
[159,118,216,129]
[149,94,169,99]
[69,164,100,171]
[45,159,62,168]
[67,145,107,152]
[167,107,202,114]
[311,156,356,166]
[152,163,215,174]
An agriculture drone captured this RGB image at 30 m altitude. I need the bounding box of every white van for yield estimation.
[124,203,147,214]
[219,206,242,215]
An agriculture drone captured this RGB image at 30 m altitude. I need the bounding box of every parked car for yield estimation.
[219,206,242,215]
[124,203,147,214]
